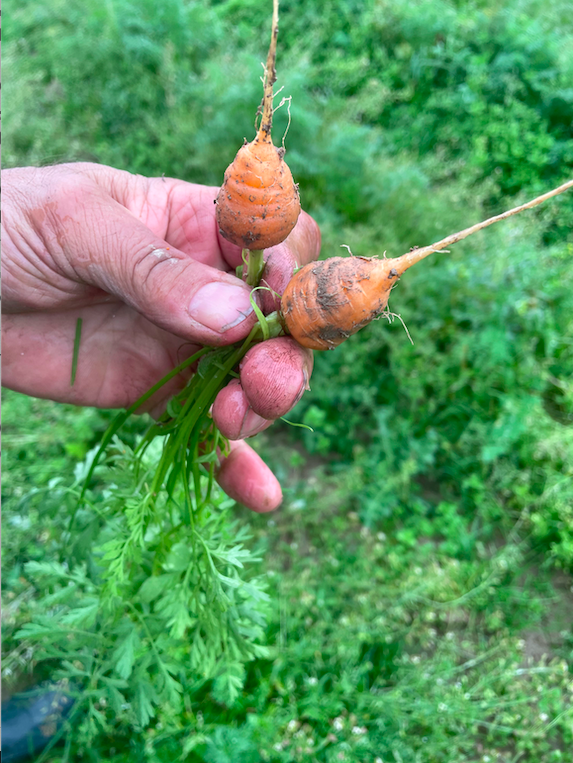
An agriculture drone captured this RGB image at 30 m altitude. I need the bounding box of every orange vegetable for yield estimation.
[215,0,300,251]
[282,180,573,350]
[216,136,300,251]
[281,254,404,351]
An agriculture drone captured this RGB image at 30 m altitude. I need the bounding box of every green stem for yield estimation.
[150,327,260,497]
[126,602,174,687]
[205,426,219,507]
[78,347,210,506]
[182,448,198,564]
[191,431,203,509]
[246,249,265,287]
[150,312,286,505]
[70,317,83,386]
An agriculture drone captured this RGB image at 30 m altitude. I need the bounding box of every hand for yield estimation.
[2,163,320,512]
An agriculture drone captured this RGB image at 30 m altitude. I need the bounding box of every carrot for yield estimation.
[215,0,301,251]
[281,180,573,350]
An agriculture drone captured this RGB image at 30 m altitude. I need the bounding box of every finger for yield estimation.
[258,211,322,313]
[212,379,273,440]
[36,170,258,346]
[212,337,314,439]
[216,440,282,512]
[240,337,313,420]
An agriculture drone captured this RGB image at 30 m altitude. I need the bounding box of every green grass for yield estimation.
[3,0,573,760]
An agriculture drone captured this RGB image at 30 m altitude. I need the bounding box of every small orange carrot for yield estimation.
[281,180,573,350]
[215,0,301,251]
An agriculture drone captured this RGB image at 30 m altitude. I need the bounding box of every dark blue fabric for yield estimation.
[2,687,75,762]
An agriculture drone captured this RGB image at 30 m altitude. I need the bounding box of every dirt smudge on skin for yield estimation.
[315,259,349,313]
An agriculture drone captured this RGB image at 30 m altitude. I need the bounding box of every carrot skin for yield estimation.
[281,256,400,350]
[216,135,301,250]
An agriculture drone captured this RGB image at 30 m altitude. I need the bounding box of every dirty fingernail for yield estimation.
[189,282,253,333]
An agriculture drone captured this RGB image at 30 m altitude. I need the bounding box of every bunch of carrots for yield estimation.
[83,0,573,521]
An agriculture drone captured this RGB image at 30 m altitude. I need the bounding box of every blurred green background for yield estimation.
[3,0,573,760]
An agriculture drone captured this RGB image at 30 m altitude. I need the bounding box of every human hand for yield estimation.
[1,163,320,511]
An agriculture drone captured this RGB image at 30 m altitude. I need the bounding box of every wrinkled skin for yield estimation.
[2,163,321,512]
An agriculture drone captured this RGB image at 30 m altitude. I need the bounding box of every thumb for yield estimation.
[56,180,258,346]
